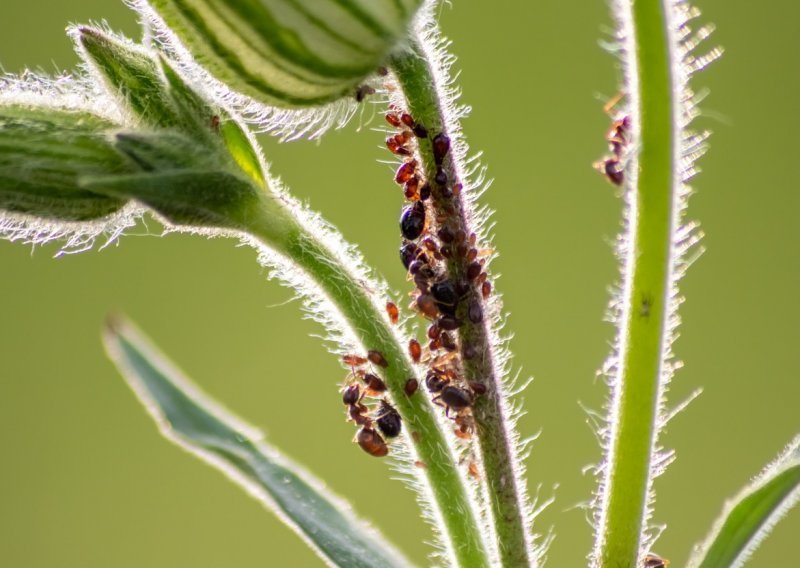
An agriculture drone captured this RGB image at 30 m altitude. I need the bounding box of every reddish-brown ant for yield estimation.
[348,402,371,426]
[342,354,367,367]
[356,427,388,457]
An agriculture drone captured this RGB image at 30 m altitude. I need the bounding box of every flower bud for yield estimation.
[0,106,130,221]
[135,0,424,107]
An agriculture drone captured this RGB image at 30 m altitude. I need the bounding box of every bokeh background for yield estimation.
[1,1,798,566]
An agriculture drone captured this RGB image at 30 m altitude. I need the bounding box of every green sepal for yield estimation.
[0,105,130,221]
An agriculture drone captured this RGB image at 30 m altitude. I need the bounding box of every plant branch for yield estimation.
[245,205,491,568]
[389,36,534,567]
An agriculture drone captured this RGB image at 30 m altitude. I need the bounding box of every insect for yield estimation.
[432,133,451,165]
[434,385,474,417]
[342,384,361,405]
[430,280,460,316]
[386,301,399,324]
[375,400,402,438]
[354,84,375,102]
[363,373,387,394]
[468,381,487,395]
[408,338,422,363]
[404,378,419,396]
[400,201,426,240]
[342,354,367,367]
[425,369,448,393]
[356,427,388,457]
[468,298,483,324]
[368,350,389,368]
[643,554,670,568]
[395,160,417,184]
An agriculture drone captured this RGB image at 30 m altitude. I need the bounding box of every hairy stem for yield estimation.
[390,38,532,567]
[246,208,491,568]
[595,0,676,565]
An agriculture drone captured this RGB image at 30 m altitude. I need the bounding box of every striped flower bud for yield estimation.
[134,0,424,108]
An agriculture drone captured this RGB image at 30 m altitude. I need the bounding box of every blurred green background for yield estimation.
[1,1,798,566]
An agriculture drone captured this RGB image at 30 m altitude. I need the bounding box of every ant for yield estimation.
[356,426,388,457]
[595,93,632,186]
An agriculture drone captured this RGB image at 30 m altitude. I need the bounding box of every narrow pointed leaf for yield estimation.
[103,317,413,568]
[688,435,800,568]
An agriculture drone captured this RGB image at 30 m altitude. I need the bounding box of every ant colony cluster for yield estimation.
[595,94,632,187]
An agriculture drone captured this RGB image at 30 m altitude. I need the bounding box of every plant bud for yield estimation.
[136,0,424,107]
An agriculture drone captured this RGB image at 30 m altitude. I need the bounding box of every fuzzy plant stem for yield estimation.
[390,40,532,567]
[596,0,675,566]
[245,211,492,568]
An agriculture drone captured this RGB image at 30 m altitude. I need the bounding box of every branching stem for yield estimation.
[246,210,491,568]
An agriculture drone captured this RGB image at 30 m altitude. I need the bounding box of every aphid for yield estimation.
[395,160,417,184]
[400,113,415,128]
[455,414,475,439]
[411,431,422,443]
[422,237,438,252]
[404,176,420,200]
[435,385,474,416]
[210,115,221,132]
[400,242,422,270]
[377,66,389,76]
[468,381,487,396]
[404,378,419,396]
[375,400,402,438]
[437,226,455,243]
[408,339,422,363]
[386,134,411,156]
[400,201,426,240]
[452,182,463,196]
[463,344,477,360]
[342,354,368,367]
[357,427,389,457]
[426,370,448,393]
[342,384,361,405]
[468,298,483,324]
[413,123,428,138]
[432,133,451,165]
[468,462,480,479]
[440,332,457,352]
[438,315,463,331]
[643,554,669,568]
[419,183,431,201]
[481,280,492,299]
[368,350,389,368]
[385,112,402,128]
[466,248,478,262]
[427,323,441,340]
[386,301,399,324]
[435,167,448,187]
[363,373,387,393]
[416,294,439,318]
[414,460,428,468]
[431,280,459,316]
[467,262,482,281]
[429,338,442,351]
[355,84,375,102]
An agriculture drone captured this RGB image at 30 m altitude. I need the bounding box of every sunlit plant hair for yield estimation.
[1,1,799,567]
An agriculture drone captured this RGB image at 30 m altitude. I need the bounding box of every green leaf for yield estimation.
[103,316,414,568]
[688,435,800,568]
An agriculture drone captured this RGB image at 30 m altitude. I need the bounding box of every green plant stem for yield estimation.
[390,40,531,567]
[597,0,675,566]
[246,210,491,568]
